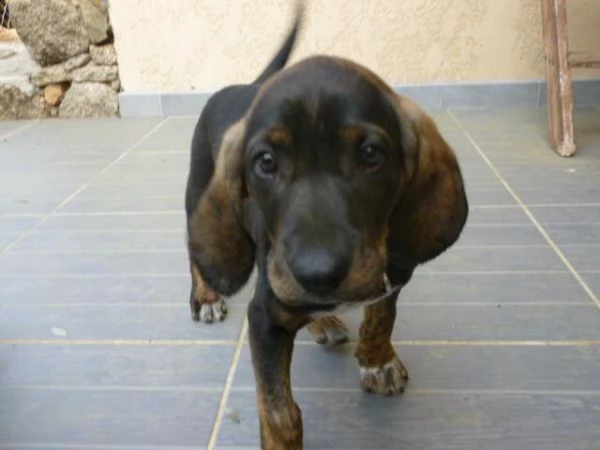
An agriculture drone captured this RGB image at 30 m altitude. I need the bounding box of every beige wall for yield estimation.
[109,0,600,93]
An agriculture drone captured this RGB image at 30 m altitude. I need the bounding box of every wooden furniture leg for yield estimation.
[541,0,576,157]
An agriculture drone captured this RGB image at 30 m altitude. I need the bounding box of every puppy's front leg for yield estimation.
[355,293,409,396]
[248,300,303,450]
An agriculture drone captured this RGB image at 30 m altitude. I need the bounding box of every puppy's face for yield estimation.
[242,57,414,306]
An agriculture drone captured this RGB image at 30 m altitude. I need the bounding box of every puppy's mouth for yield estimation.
[266,248,387,307]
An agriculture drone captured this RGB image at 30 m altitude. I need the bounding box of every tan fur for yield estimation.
[387,95,468,265]
[188,120,255,295]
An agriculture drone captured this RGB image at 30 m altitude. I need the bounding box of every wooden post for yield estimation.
[541,0,576,157]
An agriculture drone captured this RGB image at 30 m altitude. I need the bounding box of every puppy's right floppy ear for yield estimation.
[387,97,469,270]
[188,121,255,296]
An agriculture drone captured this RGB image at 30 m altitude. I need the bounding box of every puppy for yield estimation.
[185,5,469,449]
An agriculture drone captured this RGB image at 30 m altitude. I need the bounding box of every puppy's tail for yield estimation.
[252,1,304,84]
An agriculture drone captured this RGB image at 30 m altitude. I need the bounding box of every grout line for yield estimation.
[0,339,236,346]
[0,118,171,258]
[6,244,565,255]
[291,339,600,347]
[45,211,181,217]
[468,205,521,209]
[6,249,186,254]
[0,444,198,450]
[0,270,573,279]
[474,222,600,226]
[11,229,185,233]
[207,317,250,450]
[0,385,223,392]
[447,110,600,311]
[4,204,598,220]
[20,224,600,232]
[517,203,600,208]
[229,386,600,396]
[0,273,192,278]
[454,245,549,249]
[57,195,184,200]
[1,338,599,349]
[0,120,39,140]
[464,223,535,228]
[3,384,600,397]
[0,301,591,308]
[416,270,569,275]
[1,211,182,218]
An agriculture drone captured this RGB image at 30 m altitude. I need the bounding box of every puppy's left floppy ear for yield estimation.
[387,97,469,270]
[188,121,255,295]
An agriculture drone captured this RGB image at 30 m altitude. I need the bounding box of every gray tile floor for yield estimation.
[1,106,600,449]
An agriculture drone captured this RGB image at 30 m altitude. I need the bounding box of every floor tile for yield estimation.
[0,303,246,340]
[456,224,546,247]
[78,181,186,199]
[232,344,600,391]
[442,83,540,108]
[517,188,600,206]
[294,304,600,341]
[0,216,40,233]
[461,174,505,190]
[0,181,82,200]
[0,273,254,306]
[0,232,21,249]
[0,250,189,275]
[0,197,64,215]
[0,389,215,448]
[112,150,190,168]
[544,224,600,245]
[466,207,530,225]
[10,229,188,252]
[0,345,234,389]
[560,246,600,272]
[463,189,517,206]
[132,117,197,151]
[38,211,185,231]
[217,390,600,450]
[57,196,184,214]
[423,246,564,273]
[405,272,590,304]
[529,205,600,224]
[0,120,31,138]
[581,274,600,297]
[6,118,163,151]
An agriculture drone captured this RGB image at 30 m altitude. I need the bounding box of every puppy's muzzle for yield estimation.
[286,245,352,296]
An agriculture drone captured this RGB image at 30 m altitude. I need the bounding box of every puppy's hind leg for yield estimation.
[306,316,349,347]
[189,261,227,324]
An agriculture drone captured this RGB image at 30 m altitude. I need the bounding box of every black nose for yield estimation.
[288,248,351,296]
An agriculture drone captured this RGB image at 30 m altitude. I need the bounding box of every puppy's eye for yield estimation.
[359,145,386,168]
[253,151,278,177]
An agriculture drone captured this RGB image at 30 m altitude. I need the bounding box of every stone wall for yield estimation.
[0,0,121,120]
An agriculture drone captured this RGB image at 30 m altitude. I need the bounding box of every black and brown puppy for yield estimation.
[185,6,468,450]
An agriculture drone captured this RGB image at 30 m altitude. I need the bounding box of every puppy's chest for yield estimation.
[308,296,384,320]
[308,275,396,320]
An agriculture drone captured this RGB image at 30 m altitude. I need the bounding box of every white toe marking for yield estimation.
[359,360,397,378]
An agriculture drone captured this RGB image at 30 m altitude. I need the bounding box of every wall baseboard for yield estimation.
[119,79,600,118]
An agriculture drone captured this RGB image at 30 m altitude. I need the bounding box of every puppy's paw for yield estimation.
[198,297,228,324]
[306,316,349,347]
[360,356,409,396]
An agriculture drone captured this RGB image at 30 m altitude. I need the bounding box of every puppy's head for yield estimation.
[192,56,468,305]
